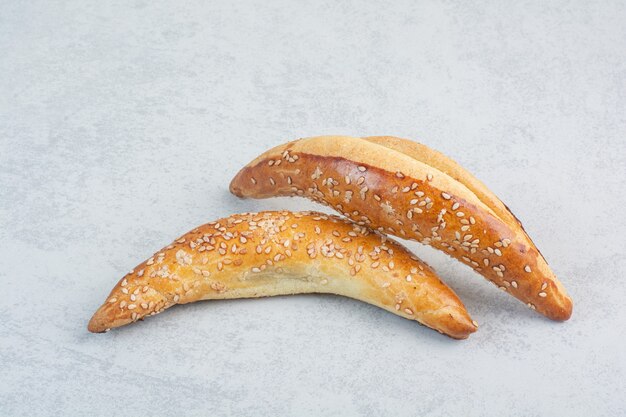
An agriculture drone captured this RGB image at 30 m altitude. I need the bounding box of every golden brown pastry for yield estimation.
[230,136,573,321]
[88,211,477,339]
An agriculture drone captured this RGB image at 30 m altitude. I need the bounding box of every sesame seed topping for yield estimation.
[472,320,479,327]
[511,281,518,288]
[426,173,433,181]
[441,192,451,200]
[404,308,414,315]
[541,282,547,290]
[358,166,366,172]
[538,292,547,298]
[524,265,532,273]
[311,166,323,179]
[452,202,460,211]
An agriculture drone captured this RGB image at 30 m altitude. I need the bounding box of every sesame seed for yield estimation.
[538,292,547,298]
[524,265,532,273]
[250,177,257,184]
[404,308,414,315]
[511,281,518,288]
[252,267,261,273]
[358,166,366,172]
[405,275,412,282]
[441,192,451,200]
[128,304,137,310]
[456,212,465,217]
[452,202,460,211]
[541,282,547,290]
[494,248,502,256]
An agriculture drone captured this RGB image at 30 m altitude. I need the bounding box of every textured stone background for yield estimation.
[1,1,625,416]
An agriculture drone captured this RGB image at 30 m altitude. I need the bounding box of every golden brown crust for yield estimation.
[229,136,573,321]
[88,211,477,339]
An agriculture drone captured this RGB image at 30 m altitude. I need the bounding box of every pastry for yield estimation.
[230,136,573,320]
[88,211,477,339]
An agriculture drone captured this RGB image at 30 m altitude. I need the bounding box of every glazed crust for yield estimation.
[229,136,573,321]
[88,211,477,339]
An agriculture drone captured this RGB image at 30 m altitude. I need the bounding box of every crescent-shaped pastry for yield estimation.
[88,211,477,339]
[229,136,573,321]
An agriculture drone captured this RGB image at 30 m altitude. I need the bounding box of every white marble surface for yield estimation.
[1,1,625,416]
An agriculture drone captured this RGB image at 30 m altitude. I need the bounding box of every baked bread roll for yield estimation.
[229,136,573,321]
[88,211,477,339]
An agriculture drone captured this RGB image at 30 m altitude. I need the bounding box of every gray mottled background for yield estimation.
[1,0,625,416]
